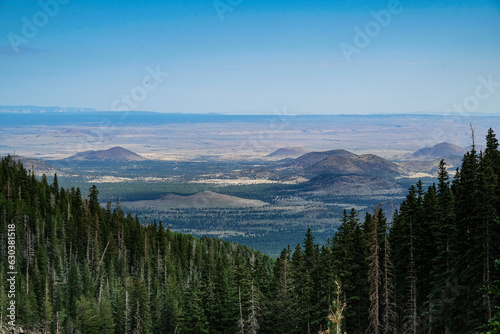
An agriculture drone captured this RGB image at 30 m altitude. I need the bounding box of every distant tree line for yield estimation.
[0,128,499,333]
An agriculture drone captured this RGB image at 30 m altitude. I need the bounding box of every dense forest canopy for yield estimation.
[1,128,500,333]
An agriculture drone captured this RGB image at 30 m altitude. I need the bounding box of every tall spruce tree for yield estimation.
[367,207,382,334]
[273,247,295,334]
[427,160,456,334]
[450,142,486,332]
[332,209,369,334]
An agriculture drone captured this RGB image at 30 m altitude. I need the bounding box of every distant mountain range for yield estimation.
[266,147,310,158]
[290,149,401,177]
[0,105,97,113]
[63,147,145,161]
[411,142,467,159]
[290,149,356,168]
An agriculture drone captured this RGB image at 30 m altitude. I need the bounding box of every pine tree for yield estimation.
[130,278,153,334]
[450,142,486,332]
[317,242,336,329]
[367,206,382,334]
[404,218,418,334]
[381,232,396,334]
[485,128,500,184]
[40,277,53,333]
[67,258,83,319]
[247,280,261,334]
[273,247,295,334]
[97,291,116,334]
[75,295,100,333]
[479,148,500,321]
[428,159,456,333]
[390,185,421,332]
[182,278,209,334]
[290,242,304,334]
[332,209,369,334]
[290,229,321,334]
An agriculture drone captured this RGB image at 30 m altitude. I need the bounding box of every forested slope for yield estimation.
[0,155,275,333]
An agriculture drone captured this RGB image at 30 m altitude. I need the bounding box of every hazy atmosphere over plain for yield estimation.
[1,0,499,114]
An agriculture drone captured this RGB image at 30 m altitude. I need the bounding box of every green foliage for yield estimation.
[1,128,499,333]
[389,129,500,334]
[0,154,273,333]
[332,209,369,333]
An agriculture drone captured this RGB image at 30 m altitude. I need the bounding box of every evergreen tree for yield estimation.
[428,159,456,333]
[130,278,153,334]
[367,207,382,334]
[97,291,116,334]
[182,278,209,334]
[1,128,499,334]
[273,247,295,334]
[381,232,396,334]
[390,185,422,332]
[450,144,487,332]
[40,277,53,333]
[75,295,100,333]
[247,280,261,334]
[332,209,369,334]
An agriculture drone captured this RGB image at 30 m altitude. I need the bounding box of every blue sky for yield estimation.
[0,0,499,114]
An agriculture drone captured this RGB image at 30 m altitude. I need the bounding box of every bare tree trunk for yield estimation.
[238,286,245,334]
[247,281,260,334]
[404,220,418,334]
[125,290,131,334]
[382,233,396,334]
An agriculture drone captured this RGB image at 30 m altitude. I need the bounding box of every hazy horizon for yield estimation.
[1,104,500,117]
